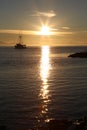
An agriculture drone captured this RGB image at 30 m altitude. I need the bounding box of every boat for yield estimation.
[15,35,27,49]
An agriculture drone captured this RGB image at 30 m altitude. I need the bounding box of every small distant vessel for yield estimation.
[15,35,27,49]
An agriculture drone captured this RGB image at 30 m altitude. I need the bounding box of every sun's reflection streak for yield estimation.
[39,46,51,119]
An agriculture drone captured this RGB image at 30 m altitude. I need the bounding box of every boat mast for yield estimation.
[19,35,22,44]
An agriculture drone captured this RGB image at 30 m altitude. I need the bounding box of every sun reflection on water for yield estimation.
[39,46,51,118]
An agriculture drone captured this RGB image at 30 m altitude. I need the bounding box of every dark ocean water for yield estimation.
[0,46,87,130]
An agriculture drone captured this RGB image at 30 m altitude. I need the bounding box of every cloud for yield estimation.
[62,27,70,30]
[32,10,56,17]
[54,31,73,35]
[0,41,6,45]
[0,29,38,35]
[1,29,87,36]
[0,29,19,34]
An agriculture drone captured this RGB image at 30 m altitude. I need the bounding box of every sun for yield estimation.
[39,26,51,35]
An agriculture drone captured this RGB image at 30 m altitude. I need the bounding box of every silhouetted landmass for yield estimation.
[68,51,87,58]
[0,125,7,130]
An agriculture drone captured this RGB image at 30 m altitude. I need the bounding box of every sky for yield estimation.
[0,0,87,46]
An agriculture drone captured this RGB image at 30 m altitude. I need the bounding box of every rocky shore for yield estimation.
[68,51,87,58]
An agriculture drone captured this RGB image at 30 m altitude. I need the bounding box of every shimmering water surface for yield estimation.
[0,46,87,130]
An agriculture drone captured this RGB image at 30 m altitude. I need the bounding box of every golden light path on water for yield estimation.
[39,46,51,120]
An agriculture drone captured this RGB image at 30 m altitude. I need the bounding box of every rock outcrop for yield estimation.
[68,51,87,58]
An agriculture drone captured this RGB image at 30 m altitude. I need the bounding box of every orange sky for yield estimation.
[0,0,87,46]
[0,29,87,46]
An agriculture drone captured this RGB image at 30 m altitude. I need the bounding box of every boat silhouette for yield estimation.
[15,35,27,49]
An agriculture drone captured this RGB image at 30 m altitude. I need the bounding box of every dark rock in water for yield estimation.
[68,51,87,58]
[0,125,7,130]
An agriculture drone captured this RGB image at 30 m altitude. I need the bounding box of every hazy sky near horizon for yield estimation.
[0,0,87,46]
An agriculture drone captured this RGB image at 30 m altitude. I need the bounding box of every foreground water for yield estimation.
[0,46,87,130]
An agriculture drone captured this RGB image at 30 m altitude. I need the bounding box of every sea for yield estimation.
[0,46,87,130]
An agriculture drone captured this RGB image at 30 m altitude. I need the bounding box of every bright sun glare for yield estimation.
[39,26,51,35]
